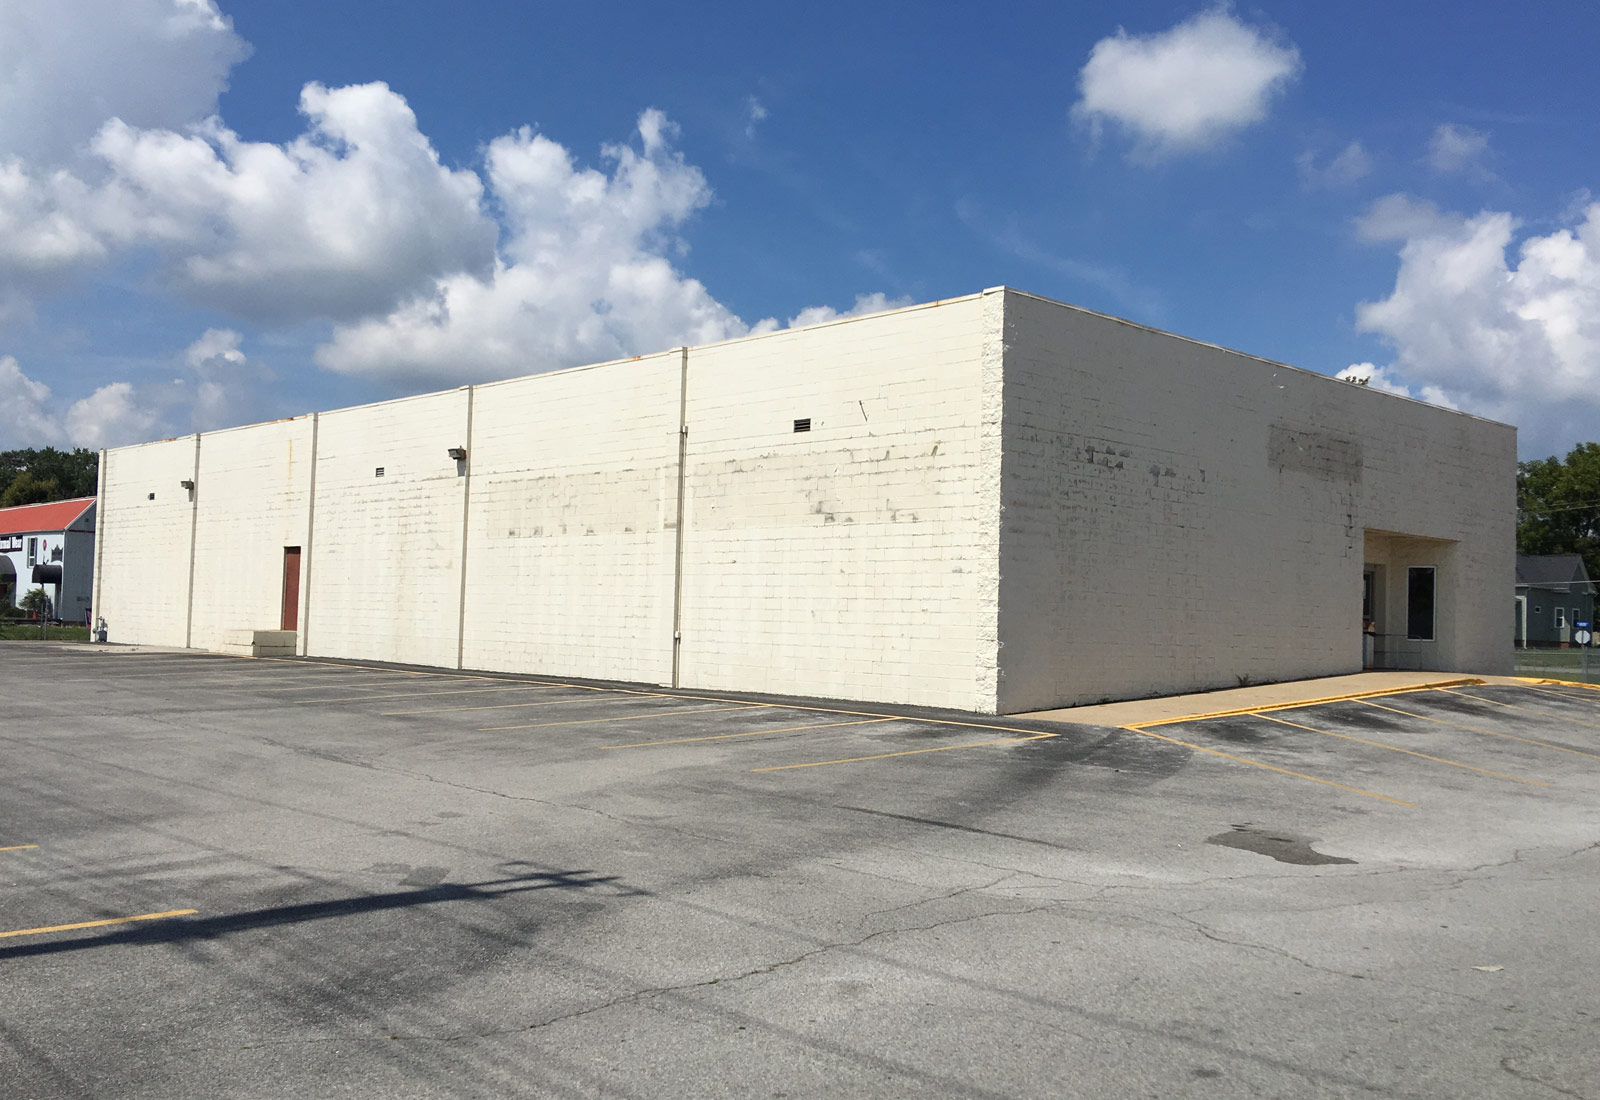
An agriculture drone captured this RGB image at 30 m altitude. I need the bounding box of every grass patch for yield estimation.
[0,623,90,642]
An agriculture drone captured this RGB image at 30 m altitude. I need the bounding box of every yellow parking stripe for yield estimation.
[606,717,896,749]
[1513,680,1600,702]
[752,733,1056,772]
[1360,697,1600,761]
[479,704,758,732]
[289,685,562,705]
[385,692,647,716]
[0,909,197,940]
[230,676,489,693]
[260,657,464,678]
[1126,679,1485,729]
[1255,712,1548,786]
[1124,727,1417,806]
[1446,687,1600,729]
[0,844,39,852]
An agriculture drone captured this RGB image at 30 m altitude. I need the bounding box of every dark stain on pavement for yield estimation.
[1206,823,1356,866]
[1200,718,1276,744]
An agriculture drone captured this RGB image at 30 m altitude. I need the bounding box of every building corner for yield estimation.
[973,287,1008,713]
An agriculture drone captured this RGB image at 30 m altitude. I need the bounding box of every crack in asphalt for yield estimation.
[353,900,1067,1048]
[1500,1053,1595,1100]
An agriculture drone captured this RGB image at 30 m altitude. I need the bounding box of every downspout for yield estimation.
[91,449,108,639]
[671,347,689,688]
[301,413,320,656]
[183,433,200,649]
[455,386,475,671]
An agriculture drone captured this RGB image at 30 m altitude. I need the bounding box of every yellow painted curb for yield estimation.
[1514,676,1600,693]
[1125,678,1486,730]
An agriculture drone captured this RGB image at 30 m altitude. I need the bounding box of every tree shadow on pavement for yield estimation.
[0,868,629,960]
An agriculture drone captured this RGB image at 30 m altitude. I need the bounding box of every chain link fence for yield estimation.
[1514,578,1598,684]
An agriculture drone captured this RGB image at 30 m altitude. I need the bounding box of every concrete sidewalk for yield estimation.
[1020,670,1522,727]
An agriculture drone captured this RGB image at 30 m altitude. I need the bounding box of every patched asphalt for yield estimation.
[3,646,1599,1099]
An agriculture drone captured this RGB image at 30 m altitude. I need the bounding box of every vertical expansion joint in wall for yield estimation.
[183,433,201,650]
[975,288,1009,712]
[455,386,476,671]
[91,449,108,633]
[671,347,689,688]
[301,413,320,657]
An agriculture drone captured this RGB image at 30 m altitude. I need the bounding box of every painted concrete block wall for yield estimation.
[677,294,1001,711]
[304,390,470,668]
[994,290,1515,712]
[1356,416,1515,676]
[459,353,681,682]
[61,523,95,622]
[96,437,199,646]
[95,287,1512,714]
[187,418,314,651]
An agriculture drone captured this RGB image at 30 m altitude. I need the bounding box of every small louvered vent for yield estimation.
[793,418,811,433]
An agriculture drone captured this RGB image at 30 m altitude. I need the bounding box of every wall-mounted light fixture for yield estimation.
[447,446,468,461]
[180,479,195,490]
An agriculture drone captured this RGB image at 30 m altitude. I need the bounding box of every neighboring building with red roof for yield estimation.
[0,496,96,621]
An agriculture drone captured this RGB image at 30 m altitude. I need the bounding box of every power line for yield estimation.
[1521,498,1600,516]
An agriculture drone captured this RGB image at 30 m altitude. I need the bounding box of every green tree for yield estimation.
[19,586,51,618]
[0,447,98,504]
[0,471,60,508]
[28,447,99,497]
[1518,442,1600,581]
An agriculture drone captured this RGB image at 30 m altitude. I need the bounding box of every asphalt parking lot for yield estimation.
[3,646,1599,1099]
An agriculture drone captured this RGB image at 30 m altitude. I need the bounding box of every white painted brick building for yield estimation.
[93,289,1514,713]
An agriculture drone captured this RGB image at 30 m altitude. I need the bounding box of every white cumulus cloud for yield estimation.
[0,82,497,322]
[183,327,273,431]
[1334,362,1456,409]
[0,5,899,405]
[0,355,66,446]
[786,292,912,329]
[1353,193,1453,242]
[1297,141,1372,189]
[1352,197,1600,454]
[1073,7,1301,158]
[744,96,768,139]
[0,329,274,449]
[65,382,169,450]
[0,0,248,166]
[0,356,165,451]
[1426,123,1492,178]
[315,110,771,387]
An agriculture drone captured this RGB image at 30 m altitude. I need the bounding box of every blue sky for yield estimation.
[2,1,1597,458]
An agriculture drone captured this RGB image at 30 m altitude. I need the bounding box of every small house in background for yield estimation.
[0,496,96,622]
[1515,554,1596,647]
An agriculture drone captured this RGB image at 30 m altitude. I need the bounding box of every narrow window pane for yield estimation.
[1407,567,1435,640]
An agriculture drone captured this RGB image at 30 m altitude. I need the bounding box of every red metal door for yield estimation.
[282,547,301,630]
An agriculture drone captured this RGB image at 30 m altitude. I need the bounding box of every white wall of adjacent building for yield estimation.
[95,439,198,646]
[676,295,1000,711]
[188,418,314,651]
[306,390,471,668]
[993,289,1514,711]
[92,288,1513,713]
[459,352,681,685]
